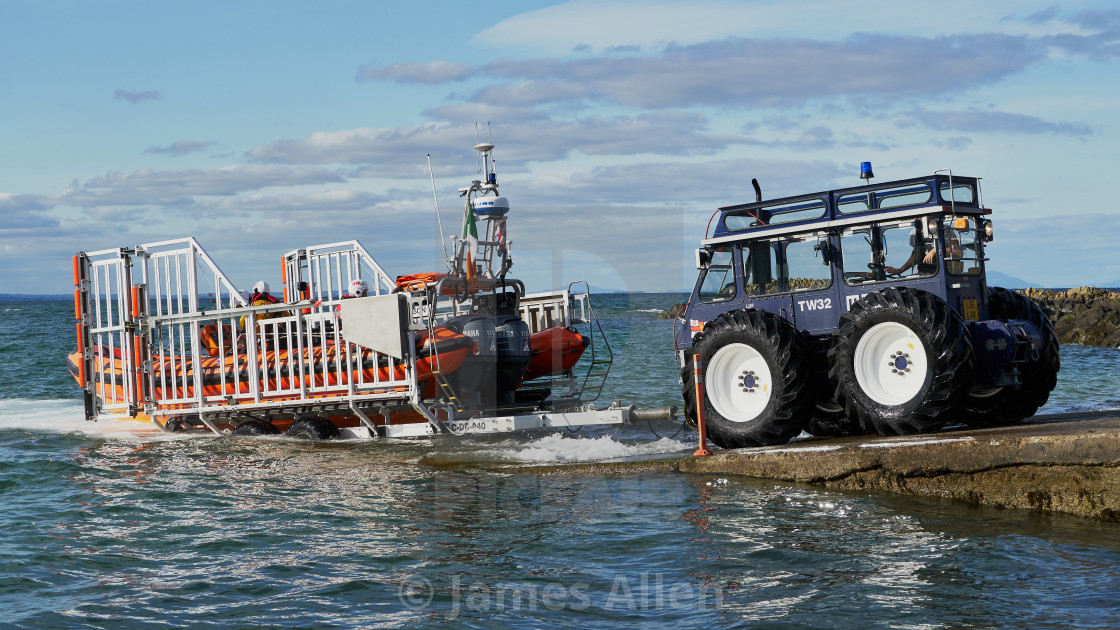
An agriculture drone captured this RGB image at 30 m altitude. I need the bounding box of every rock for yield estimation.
[1019,286,1120,347]
[521,415,1120,521]
[658,303,687,319]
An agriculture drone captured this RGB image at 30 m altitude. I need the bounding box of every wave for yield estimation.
[0,398,172,440]
[487,433,691,464]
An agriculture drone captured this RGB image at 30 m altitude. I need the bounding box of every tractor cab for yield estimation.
[676,167,1056,449]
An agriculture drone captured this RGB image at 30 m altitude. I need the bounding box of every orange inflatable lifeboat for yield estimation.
[523,327,589,381]
[66,326,474,405]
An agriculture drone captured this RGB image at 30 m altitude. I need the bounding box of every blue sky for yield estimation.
[2,0,1119,294]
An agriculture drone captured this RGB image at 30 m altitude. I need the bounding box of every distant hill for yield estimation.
[985,271,1039,289]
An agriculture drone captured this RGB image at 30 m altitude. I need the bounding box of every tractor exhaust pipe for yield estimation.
[752,178,762,202]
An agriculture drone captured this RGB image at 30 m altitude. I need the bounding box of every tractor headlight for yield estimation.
[982,220,994,242]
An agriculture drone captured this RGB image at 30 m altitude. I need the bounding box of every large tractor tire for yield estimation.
[828,288,975,435]
[965,287,1060,425]
[681,309,812,448]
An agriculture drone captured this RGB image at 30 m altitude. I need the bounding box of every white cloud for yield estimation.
[56,165,347,207]
[896,108,1093,137]
[470,0,1096,54]
[356,60,471,84]
[247,114,742,166]
[144,140,217,156]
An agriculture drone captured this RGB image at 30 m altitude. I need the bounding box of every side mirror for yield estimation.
[695,248,711,269]
[814,241,831,265]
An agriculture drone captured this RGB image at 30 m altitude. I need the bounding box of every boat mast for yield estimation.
[452,125,511,284]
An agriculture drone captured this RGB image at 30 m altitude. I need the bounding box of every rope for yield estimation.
[647,418,689,440]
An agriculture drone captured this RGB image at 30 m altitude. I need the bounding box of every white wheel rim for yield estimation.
[853,322,928,406]
[706,342,772,422]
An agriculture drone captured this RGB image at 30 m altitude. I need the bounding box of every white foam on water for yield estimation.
[492,433,692,463]
[0,398,173,440]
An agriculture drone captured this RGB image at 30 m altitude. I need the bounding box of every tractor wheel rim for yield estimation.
[853,322,927,406]
[707,342,772,422]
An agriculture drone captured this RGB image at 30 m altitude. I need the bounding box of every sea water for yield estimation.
[1,296,1119,628]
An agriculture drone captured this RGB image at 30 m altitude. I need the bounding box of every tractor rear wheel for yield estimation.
[965,287,1060,425]
[829,288,974,435]
[682,309,812,448]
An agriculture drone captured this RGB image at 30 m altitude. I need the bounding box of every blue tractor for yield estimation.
[676,168,1059,449]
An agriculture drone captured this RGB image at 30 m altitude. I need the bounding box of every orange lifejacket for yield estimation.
[395,272,447,293]
[240,293,289,331]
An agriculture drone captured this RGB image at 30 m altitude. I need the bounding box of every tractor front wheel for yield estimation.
[682,310,812,448]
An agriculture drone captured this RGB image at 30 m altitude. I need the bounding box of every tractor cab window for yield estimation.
[742,240,780,296]
[944,216,983,276]
[882,219,937,279]
[699,246,736,302]
[784,231,832,292]
[840,226,879,284]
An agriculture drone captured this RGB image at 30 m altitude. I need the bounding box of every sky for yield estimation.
[2,0,1119,294]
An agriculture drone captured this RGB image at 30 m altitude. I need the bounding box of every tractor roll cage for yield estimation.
[705,173,984,245]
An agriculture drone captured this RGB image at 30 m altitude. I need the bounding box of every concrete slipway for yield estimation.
[517,412,1120,521]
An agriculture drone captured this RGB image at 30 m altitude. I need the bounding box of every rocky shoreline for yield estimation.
[517,414,1120,521]
[658,286,1120,348]
[1019,286,1120,348]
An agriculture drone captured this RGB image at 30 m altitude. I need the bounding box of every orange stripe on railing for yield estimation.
[133,337,143,403]
[75,322,86,386]
[130,286,140,319]
[72,255,80,287]
[73,289,82,321]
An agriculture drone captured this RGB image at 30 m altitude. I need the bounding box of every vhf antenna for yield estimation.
[474,123,482,174]
[427,154,451,269]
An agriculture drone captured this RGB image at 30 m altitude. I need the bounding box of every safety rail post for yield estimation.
[129,284,150,418]
[72,253,96,420]
[692,353,712,456]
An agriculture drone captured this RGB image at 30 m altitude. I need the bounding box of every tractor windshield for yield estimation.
[699,246,736,302]
[944,216,983,276]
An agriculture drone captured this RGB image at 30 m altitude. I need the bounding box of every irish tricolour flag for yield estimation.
[463,203,478,285]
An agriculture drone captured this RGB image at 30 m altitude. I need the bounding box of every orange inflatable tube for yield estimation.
[67,327,472,405]
[523,326,588,381]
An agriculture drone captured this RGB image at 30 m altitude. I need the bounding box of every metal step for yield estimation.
[431,368,465,413]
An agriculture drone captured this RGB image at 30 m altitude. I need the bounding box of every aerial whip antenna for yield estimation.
[474,123,482,174]
[427,154,451,269]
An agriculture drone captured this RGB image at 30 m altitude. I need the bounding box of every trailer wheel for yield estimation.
[233,420,280,436]
[965,287,1060,425]
[682,309,812,448]
[829,288,974,435]
[286,418,340,441]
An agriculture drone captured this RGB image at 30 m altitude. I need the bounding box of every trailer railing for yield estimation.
[73,238,418,430]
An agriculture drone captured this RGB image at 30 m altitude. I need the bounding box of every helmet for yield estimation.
[252,280,270,294]
[349,279,370,296]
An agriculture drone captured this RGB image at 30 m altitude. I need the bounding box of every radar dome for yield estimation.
[472,196,510,216]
